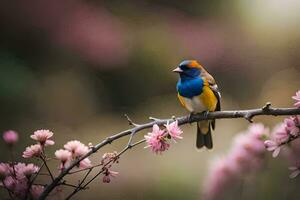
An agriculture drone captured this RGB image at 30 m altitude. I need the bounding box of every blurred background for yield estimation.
[0,0,300,199]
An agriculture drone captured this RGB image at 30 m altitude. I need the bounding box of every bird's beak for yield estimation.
[172,67,183,73]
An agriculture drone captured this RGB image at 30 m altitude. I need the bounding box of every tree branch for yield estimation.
[39,103,300,200]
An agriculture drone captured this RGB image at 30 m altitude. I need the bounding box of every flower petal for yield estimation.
[289,170,300,179]
[272,147,281,158]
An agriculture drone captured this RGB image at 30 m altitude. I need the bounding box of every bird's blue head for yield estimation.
[173,60,203,79]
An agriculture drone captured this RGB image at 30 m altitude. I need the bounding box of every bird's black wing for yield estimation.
[210,85,221,130]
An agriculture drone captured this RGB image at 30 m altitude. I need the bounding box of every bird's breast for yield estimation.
[176,77,203,98]
[177,85,218,113]
[181,96,206,112]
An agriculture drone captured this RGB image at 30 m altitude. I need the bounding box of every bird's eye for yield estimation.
[180,65,188,70]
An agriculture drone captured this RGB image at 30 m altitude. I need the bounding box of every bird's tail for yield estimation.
[196,121,213,149]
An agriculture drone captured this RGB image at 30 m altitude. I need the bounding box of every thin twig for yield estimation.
[39,104,300,200]
[59,182,87,190]
[1,180,14,200]
[68,164,102,175]
[65,138,146,199]
[65,169,93,199]
[82,138,147,189]
[24,161,46,199]
[40,156,54,181]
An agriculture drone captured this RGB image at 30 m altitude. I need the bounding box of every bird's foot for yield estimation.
[202,111,210,118]
[188,113,195,123]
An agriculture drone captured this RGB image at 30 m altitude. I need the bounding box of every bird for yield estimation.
[173,60,221,149]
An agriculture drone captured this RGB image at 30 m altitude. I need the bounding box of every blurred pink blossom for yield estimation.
[13,179,28,199]
[22,144,42,158]
[204,123,268,200]
[2,130,19,145]
[289,167,300,179]
[102,169,119,183]
[204,158,237,200]
[144,124,170,154]
[30,185,44,200]
[30,130,54,146]
[248,123,269,140]
[0,163,10,180]
[1,1,129,66]
[165,120,183,142]
[292,90,300,108]
[3,176,16,191]
[168,15,225,65]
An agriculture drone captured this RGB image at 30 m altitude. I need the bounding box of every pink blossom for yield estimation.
[264,140,278,151]
[101,152,118,164]
[0,163,10,180]
[2,130,19,145]
[102,169,119,183]
[264,140,281,157]
[30,130,54,146]
[292,90,300,108]
[64,140,89,158]
[272,123,290,143]
[284,117,300,137]
[30,185,44,199]
[144,124,170,154]
[74,145,89,157]
[79,158,92,169]
[165,120,183,141]
[3,176,16,190]
[55,149,72,163]
[64,140,82,152]
[15,163,39,179]
[248,123,269,140]
[22,144,42,158]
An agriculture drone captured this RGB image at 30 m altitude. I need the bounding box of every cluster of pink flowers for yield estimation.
[263,91,300,179]
[1,126,121,199]
[22,130,54,158]
[55,140,92,170]
[101,151,119,183]
[204,124,269,200]
[1,130,44,199]
[0,162,43,199]
[144,120,183,154]
[264,116,300,158]
[293,90,300,108]
[1,128,97,199]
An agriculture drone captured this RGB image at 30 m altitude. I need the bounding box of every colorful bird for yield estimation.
[173,60,221,149]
